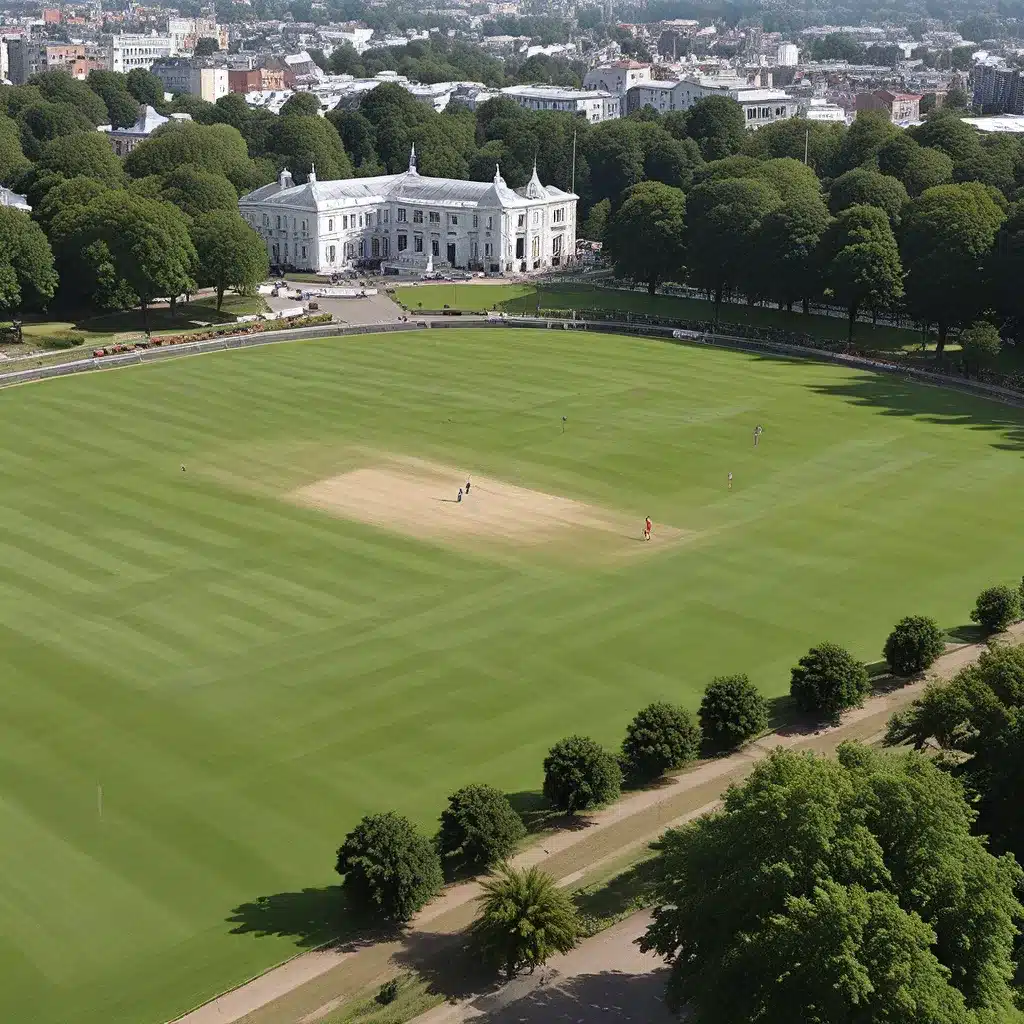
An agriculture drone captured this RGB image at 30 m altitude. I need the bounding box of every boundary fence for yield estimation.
[4,314,1024,411]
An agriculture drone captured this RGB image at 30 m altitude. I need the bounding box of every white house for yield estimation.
[500,85,619,122]
[776,43,800,66]
[238,150,577,276]
[583,60,652,100]
[104,33,174,73]
[626,76,798,127]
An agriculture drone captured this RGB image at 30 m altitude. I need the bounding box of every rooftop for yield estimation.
[962,114,1024,133]
[502,84,614,100]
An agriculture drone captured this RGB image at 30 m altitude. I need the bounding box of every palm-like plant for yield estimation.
[472,863,580,978]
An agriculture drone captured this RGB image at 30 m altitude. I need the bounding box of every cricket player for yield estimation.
[644,516,652,541]
[753,424,763,447]
[728,472,733,490]
[457,487,463,503]
[465,476,471,495]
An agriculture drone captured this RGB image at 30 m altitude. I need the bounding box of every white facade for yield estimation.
[105,33,174,72]
[626,77,798,127]
[101,105,192,157]
[776,43,800,66]
[805,98,847,122]
[583,60,653,99]
[500,85,619,122]
[239,153,577,276]
[0,185,31,212]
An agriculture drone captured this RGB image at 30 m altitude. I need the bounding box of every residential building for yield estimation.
[856,89,923,124]
[42,7,61,23]
[228,68,262,93]
[582,60,652,100]
[5,38,44,84]
[970,62,1024,115]
[101,105,191,157]
[0,185,31,212]
[104,33,175,73]
[776,42,799,66]
[238,151,577,276]
[167,16,228,55]
[804,97,847,122]
[626,77,798,127]
[500,85,619,121]
[151,60,229,102]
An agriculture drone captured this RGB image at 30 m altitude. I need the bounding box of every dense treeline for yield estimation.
[3,62,1024,353]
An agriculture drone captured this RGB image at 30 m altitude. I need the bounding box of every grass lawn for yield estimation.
[4,328,1024,1024]
[393,282,923,350]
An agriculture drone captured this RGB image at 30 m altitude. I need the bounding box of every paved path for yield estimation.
[173,626,1023,1024]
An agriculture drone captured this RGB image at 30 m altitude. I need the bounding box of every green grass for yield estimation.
[3,328,1024,1024]
[572,852,661,938]
[324,974,443,1023]
[393,283,922,350]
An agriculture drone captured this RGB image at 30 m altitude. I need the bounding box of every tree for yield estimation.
[946,85,970,110]
[582,120,645,207]
[126,68,165,108]
[743,118,846,179]
[62,191,197,325]
[193,36,220,57]
[160,165,238,219]
[36,131,125,187]
[971,585,1021,634]
[604,181,686,295]
[17,101,93,160]
[33,174,108,232]
[790,642,870,720]
[190,210,267,310]
[125,120,249,178]
[472,864,580,978]
[754,192,830,311]
[900,183,1006,354]
[877,135,953,196]
[0,113,31,185]
[833,110,900,176]
[642,130,701,191]
[994,203,1024,339]
[822,204,903,341]
[266,115,353,183]
[828,167,909,224]
[883,615,946,675]
[579,197,609,241]
[959,320,1002,376]
[641,743,1024,1020]
[542,735,621,815]
[86,69,141,129]
[335,811,443,922]
[29,69,108,126]
[621,701,701,781]
[327,109,377,169]
[910,110,982,164]
[686,176,780,318]
[279,91,322,118]
[698,674,768,749]
[0,207,58,316]
[685,96,744,162]
[436,784,526,875]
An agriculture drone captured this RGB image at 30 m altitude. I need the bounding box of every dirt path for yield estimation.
[173,625,1023,1024]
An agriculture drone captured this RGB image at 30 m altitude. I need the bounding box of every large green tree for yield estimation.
[29,69,108,126]
[909,109,982,164]
[86,69,141,129]
[35,131,125,187]
[604,180,686,295]
[17,101,93,160]
[436,784,526,875]
[686,176,780,318]
[900,183,1005,354]
[125,68,164,108]
[0,207,58,316]
[878,134,954,196]
[125,120,249,179]
[642,743,1024,1020]
[60,191,197,324]
[265,115,353,183]
[833,110,900,175]
[743,117,846,178]
[0,112,31,185]
[160,165,238,220]
[753,189,830,311]
[828,166,909,224]
[823,204,904,341]
[994,202,1024,338]
[685,95,745,162]
[33,175,109,233]
[190,211,268,310]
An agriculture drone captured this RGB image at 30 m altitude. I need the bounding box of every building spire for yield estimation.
[408,144,417,174]
[308,163,317,183]
[494,162,503,185]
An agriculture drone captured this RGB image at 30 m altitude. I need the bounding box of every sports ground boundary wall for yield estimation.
[4,315,1024,413]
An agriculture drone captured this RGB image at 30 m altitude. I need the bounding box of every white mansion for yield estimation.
[238,150,578,276]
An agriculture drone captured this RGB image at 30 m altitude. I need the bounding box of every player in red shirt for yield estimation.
[644,516,652,541]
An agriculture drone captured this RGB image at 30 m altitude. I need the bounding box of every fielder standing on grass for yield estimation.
[728,472,733,491]
[754,424,763,447]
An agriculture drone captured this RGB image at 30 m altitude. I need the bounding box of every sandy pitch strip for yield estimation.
[290,460,680,551]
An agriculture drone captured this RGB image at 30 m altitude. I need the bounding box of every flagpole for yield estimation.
[571,128,577,194]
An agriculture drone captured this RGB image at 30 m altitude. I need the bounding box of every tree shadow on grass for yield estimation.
[506,791,594,834]
[799,371,1024,454]
[946,623,988,645]
[391,928,491,1003]
[226,885,394,952]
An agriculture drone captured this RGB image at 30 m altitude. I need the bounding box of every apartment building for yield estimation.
[500,85,619,122]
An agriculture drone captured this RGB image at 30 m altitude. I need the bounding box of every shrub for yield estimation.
[41,330,85,349]
[970,585,1021,634]
[542,735,621,814]
[621,702,701,781]
[436,784,526,875]
[335,811,443,923]
[883,615,946,675]
[376,978,399,1005]
[698,674,768,749]
[790,642,870,720]
[472,864,580,978]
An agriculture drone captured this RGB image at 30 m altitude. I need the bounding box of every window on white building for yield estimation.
[358,215,363,227]
[397,208,407,222]
[342,215,348,228]
[358,239,364,257]
[414,235,423,252]
[553,208,565,224]
[552,235,562,255]
[532,211,540,226]
[345,242,354,259]
[328,244,336,262]
[383,210,389,223]
[432,239,439,257]
[398,234,407,251]
[382,237,389,256]
[276,215,281,229]
[517,214,525,228]
[470,240,478,260]
[301,219,308,233]
[413,210,423,223]
[531,236,540,260]
[328,218,333,231]
[372,238,379,257]
[487,216,493,229]
[429,212,440,224]
[301,245,307,259]
[484,242,492,257]
[450,214,458,226]
[472,214,478,228]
